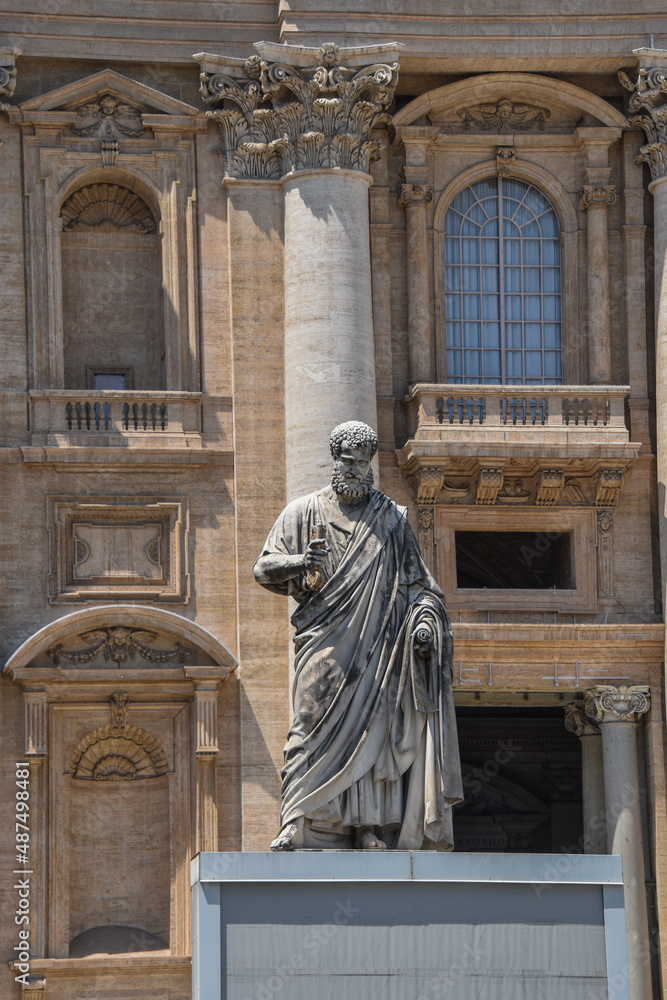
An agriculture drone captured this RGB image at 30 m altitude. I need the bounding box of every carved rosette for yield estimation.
[564,700,600,738]
[0,48,19,111]
[584,684,650,724]
[198,42,400,179]
[619,65,667,179]
[580,185,616,211]
[400,183,433,208]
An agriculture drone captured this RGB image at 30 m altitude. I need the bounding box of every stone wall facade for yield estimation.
[0,5,666,999]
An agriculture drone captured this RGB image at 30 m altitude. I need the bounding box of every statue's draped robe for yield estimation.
[257,486,462,850]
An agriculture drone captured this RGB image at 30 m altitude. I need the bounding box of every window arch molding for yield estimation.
[433,159,579,384]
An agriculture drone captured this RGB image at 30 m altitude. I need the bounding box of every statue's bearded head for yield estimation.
[329,421,378,499]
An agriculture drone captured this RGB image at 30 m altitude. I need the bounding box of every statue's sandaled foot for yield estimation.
[355,825,387,851]
[270,823,298,851]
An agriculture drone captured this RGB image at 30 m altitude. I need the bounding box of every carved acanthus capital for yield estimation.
[585,684,650,724]
[619,64,667,179]
[197,41,401,179]
[580,185,616,210]
[400,183,433,208]
[0,48,19,111]
[564,700,600,738]
[496,145,516,177]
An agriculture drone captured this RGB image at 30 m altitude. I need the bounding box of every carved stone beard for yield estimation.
[331,465,374,499]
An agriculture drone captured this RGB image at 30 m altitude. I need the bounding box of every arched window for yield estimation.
[444,177,561,385]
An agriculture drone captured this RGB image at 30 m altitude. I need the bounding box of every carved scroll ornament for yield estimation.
[198,41,400,178]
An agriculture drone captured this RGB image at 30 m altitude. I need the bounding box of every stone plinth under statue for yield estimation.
[191,851,630,1000]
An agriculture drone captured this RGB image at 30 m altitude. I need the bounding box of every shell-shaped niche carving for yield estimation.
[69,724,168,779]
[93,755,137,780]
[61,184,156,234]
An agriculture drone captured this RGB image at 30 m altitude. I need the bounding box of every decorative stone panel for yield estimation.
[47,497,188,603]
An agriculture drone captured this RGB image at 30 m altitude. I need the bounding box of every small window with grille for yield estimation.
[86,367,133,390]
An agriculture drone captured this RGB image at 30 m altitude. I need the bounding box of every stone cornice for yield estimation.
[584,684,650,724]
[195,41,401,179]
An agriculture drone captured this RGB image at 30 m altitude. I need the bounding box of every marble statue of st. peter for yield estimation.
[254,421,462,851]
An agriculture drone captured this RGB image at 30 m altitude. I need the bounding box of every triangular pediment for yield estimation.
[19,69,198,116]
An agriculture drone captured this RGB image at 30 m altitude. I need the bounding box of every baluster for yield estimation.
[123,403,130,430]
[74,402,83,430]
[509,397,518,425]
[436,397,445,425]
[528,398,537,425]
[65,402,73,430]
[83,402,91,430]
[500,397,508,425]
[132,403,139,430]
[139,403,147,430]
[539,398,547,425]
[477,397,485,424]
[471,398,478,424]
[103,402,111,431]
[93,402,101,430]
[160,403,167,430]
[604,397,610,425]
[519,397,526,425]
[456,397,464,424]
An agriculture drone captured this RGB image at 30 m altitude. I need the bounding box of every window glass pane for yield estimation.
[504,179,528,200]
[505,239,521,265]
[463,296,481,319]
[484,351,501,376]
[506,323,522,348]
[522,240,540,264]
[445,239,460,264]
[452,187,476,212]
[503,218,520,238]
[480,198,498,219]
[462,240,480,264]
[539,212,559,238]
[505,295,522,320]
[522,220,540,238]
[482,267,499,292]
[464,350,482,377]
[543,267,560,293]
[482,294,500,320]
[447,351,462,377]
[462,219,480,236]
[462,268,480,292]
[545,351,562,377]
[446,322,462,347]
[542,241,560,265]
[525,323,542,348]
[481,239,499,264]
[504,267,521,293]
[506,352,523,377]
[483,323,500,348]
[524,268,541,292]
[474,178,498,199]
[463,322,481,347]
[445,294,461,319]
[525,351,543,377]
[524,296,541,320]
[467,204,486,225]
[514,205,534,227]
[544,323,561,349]
[445,267,461,292]
[481,218,499,237]
[543,295,561,320]
[524,188,551,215]
[93,373,126,389]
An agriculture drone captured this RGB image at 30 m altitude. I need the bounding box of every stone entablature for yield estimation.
[195,41,402,179]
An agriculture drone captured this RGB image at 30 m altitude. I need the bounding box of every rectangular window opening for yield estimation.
[455,530,574,590]
[87,366,133,391]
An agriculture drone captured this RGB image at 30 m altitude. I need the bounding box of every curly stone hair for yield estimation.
[329,421,378,459]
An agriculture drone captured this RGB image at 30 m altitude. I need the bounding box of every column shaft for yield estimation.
[583,194,613,384]
[650,175,667,590]
[403,197,431,383]
[580,733,606,854]
[283,169,377,500]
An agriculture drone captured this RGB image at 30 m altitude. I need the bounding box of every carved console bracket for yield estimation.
[620,55,667,179]
[475,467,504,505]
[414,467,444,504]
[0,47,19,110]
[535,469,565,506]
[584,684,650,724]
[496,145,516,177]
[596,467,624,506]
[21,978,46,1000]
[195,40,402,178]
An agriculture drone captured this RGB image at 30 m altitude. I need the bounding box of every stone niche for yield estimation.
[47,497,189,603]
[61,182,165,391]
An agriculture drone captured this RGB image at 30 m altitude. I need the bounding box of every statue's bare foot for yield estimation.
[355,826,387,851]
[270,824,298,851]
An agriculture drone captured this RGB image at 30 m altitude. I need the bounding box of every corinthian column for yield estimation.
[580,182,616,384]
[620,50,667,598]
[197,41,401,498]
[400,184,433,385]
[585,684,652,1000]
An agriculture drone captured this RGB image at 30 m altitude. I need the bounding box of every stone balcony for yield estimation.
[397,384,640,506]
[21,391,232,467]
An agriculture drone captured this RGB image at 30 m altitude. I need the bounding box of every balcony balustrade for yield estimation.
[28,391,204,449]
